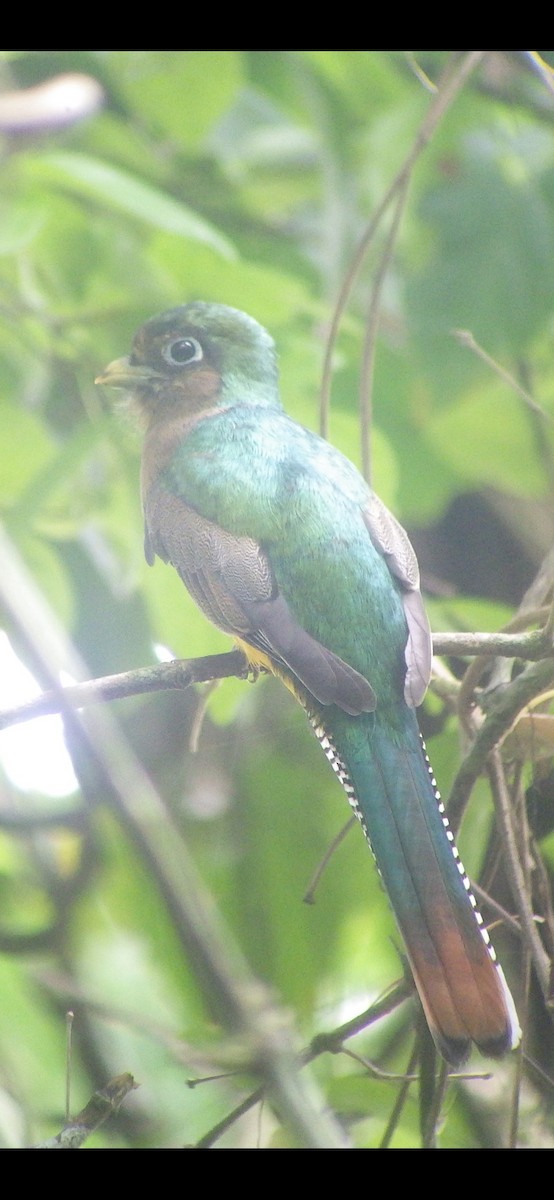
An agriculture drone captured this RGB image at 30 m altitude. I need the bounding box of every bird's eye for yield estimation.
[162,337,203,366]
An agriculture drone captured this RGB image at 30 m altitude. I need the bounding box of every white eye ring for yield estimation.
[162,337,203,367]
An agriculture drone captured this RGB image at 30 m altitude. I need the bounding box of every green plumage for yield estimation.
[97,301,520,1066]
[165,405,408,701]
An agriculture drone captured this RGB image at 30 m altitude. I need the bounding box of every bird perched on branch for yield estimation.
[97,301,520,1066]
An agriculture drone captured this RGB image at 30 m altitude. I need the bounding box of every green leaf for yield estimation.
[23,152,236,259]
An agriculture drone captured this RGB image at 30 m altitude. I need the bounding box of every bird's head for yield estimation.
[96,302,280,423]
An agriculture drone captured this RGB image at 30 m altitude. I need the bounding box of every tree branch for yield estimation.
[2,618,553,733]
[0,650,247,730]
[35,1074,137,1149]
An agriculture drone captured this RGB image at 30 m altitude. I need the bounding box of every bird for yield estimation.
[96,301,520,1067]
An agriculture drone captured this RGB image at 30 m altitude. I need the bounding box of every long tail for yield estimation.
[312,707,520,1067]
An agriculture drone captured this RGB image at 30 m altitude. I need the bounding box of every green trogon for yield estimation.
[97,302,520,1067]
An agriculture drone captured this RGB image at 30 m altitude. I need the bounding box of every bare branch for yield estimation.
[0,650,247,731]
[433,625,554,659]
[34,1074,137,1149]
[2,613,553,733]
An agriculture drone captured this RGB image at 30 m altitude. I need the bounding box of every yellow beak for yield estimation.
[95,357,162,389]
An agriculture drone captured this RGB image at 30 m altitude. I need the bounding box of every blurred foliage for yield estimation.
[0,50,553,1148]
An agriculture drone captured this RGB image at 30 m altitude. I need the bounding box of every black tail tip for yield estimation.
[435,1027,515,1068]
[476,1029,516,1060]
[436,1034,471,1069]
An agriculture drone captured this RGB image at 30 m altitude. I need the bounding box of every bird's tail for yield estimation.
[314,708,520,1067]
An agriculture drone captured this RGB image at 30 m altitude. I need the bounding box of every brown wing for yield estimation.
[363,493,432,707]
[144,486,376,716]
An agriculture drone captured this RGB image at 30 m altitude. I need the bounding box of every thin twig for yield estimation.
[379,1042,421,1148]
[457,653,491,740]
[453,329,553,423]
[404,53,438,94]
[189,678,222,753]
[198,979,414,1148]
[487,750,550,997]
[320,52,485,438]
[303,817,356,904]
[340,1045,418,1082]
[422,1059,449,1149]
[472,882,522,941]
[360,182,411,482]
